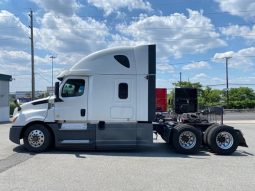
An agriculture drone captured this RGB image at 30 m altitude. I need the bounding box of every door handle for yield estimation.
[81,109,86,117]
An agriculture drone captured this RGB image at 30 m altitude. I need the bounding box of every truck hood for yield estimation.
[12,97,54,126]
[19,97,50,111]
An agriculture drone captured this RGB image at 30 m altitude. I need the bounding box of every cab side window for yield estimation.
[61,79,85,97]
[118,83,128,99]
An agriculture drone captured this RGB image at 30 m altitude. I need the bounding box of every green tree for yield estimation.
[170,81,255,110]
[199,86,223,107]
[173,81,202,89]
[228,87,255,109]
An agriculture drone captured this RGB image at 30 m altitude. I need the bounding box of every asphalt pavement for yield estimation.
[0,114,254,191]
[224,112,255,121]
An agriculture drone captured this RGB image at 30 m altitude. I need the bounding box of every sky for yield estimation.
[0,0,255,92]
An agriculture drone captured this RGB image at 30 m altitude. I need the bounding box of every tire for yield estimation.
[207,125,239,155]
[203,123,219,145]
[23,124,52,152]
[172,124,202,154]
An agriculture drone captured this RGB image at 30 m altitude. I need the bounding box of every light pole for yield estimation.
[50,56,56,95]
[225,57,231,108]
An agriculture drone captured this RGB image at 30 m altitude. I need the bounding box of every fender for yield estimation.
[235,129,248,147]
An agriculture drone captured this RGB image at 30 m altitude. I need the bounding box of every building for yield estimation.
[0,74,12,122]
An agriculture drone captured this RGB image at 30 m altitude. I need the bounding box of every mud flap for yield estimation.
[235,129,248,147]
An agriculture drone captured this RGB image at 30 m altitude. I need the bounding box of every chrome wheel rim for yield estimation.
[179,131,197,149]
[28,130,45,148]
[216,131,234,150]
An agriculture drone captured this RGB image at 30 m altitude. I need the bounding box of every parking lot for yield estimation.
[0,115,255,191]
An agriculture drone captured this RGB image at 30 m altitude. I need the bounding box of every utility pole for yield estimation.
[50,56,56,95]
[225,57,231,108]
[29,10,35,100]
[179,72,182,84]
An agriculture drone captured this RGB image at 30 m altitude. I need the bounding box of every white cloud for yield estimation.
[221,25,255,40]
[231,76,255,84]
[182,61,210,70]
[35,12,109,64]
[215,0,255,19]
[0,50,50,75]
[30,0,81,16]
[156,78,174,89]
[190,73,225,85]
[157,63,174,73]
[213,51,234,59]
[0,50,54,91]
[88,0,152,16]
[0,10,29,50]
[116,9,226,58]
[191,73,208,82]
[213,47,255,70]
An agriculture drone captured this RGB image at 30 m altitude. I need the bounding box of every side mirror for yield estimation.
[55,82,60,101]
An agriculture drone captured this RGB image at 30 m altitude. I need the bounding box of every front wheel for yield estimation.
[207,125,239,155]
[172,124,202,154]
[23,124,52,152]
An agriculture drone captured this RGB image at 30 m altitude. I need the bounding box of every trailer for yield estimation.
[9,44,247,154]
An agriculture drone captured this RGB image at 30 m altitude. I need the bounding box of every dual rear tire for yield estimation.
[171,124,239,155]
[205,125,239,155]
[172,124,202,154]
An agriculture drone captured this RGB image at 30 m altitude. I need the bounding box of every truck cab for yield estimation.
[10,44,156,152]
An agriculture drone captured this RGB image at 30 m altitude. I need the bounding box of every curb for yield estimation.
[224,120,255,124]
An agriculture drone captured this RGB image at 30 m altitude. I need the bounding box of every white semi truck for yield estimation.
[10,44,247,154]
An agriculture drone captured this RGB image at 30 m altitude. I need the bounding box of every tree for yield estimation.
[169,81,255,109]
[228,87,255,109]
[199,87,223,108]
[172,81,202,89]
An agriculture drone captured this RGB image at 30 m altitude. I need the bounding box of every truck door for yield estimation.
[55,76,88,121]
[54,76,95,149]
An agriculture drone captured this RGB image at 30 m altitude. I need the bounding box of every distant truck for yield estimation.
[10,45,247,154]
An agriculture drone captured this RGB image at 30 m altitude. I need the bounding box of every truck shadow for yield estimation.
[13,143,253,158]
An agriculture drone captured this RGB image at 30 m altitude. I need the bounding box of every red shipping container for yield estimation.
[156,88,167,112]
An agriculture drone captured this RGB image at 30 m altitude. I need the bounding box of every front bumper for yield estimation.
[9,126,23,144]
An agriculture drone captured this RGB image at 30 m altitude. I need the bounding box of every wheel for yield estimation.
[172,124,202,154]
[23,124,52,152]
[207,125,239,155]
[203,123,219,145]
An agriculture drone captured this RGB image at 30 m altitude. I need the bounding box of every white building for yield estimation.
[0,74,12,122]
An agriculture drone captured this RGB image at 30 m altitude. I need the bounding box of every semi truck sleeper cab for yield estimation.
[9,44,247,154]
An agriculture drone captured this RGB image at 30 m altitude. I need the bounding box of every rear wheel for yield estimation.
[23,124,52,152]
[203,123,219,145]
[172,124,202,154]
[207,125,239,155]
